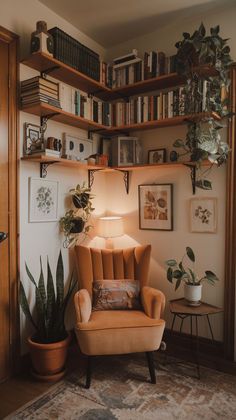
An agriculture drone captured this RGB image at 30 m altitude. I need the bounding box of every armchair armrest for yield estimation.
[74,289,92,324]
[141,286,165,319]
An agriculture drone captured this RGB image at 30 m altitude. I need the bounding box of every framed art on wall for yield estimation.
[148,148,166,164]
[138,184,173,230]
[29,178,59,222]
[190,197,217,233]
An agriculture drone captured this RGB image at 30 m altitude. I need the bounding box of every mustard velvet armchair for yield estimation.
[74,244,165,388]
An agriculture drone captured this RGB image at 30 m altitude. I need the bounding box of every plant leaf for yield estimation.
[175,277,182,291]
[19,281,38,330]
[38,256,46,305]
[46,257,56,337]
[186,247,195,262]
[173,270,182,279]
[167,267,173,283]
[56,250,64,307]
[205,270,219,282]
[25,262,37,287]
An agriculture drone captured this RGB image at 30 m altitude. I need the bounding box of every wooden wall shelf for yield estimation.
[21,102,220,134]
[22,52,111,99]
[21,102,107,131]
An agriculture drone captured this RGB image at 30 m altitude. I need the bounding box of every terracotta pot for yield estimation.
[28,333,71,381]
[184,284,202,306]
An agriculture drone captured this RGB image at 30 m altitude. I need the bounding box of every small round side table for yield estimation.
[169,298,223,378]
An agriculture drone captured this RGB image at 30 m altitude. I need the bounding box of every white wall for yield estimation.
[0,0,107,348]
[104,6,236,341]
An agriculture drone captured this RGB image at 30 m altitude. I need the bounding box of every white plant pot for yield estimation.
[184,283,202,306]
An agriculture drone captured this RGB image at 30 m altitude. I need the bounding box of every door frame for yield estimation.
[224,64,236,360]
[0,26,19,376]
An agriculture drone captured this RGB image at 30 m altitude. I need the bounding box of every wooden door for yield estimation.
[0,26,18,382]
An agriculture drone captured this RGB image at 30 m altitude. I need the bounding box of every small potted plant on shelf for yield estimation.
[19,251,77,381]
[173,23,233,190]
[60,183,94,247]
[165,246,219,306]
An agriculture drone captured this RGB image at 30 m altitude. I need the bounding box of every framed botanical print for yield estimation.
[190,197,217,233]
[29,178,59,222]
[138,184,173,230]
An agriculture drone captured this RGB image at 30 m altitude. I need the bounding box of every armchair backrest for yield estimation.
[74,244,151,298]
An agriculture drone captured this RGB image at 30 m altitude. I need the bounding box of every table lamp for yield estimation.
[98,216,124,248]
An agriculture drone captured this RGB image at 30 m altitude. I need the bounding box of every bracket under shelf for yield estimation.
[40,161,57,178]
[88,168,130,194]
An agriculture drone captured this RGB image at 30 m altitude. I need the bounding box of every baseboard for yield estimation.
[163,328,236,375]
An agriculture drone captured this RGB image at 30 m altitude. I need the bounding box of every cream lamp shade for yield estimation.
[98,216,124,238]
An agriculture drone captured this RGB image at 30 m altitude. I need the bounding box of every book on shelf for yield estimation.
[113,49,138,65]
[21,76,61,109]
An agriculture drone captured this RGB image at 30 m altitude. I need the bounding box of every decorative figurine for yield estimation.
[30,21,54,56]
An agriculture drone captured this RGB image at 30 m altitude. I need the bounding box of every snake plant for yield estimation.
[20,251,77,344]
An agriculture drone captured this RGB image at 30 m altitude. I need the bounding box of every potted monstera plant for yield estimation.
[20,251,76,381]
[166,246,219,306]
[60,183,94,247]
[173,23,233,190]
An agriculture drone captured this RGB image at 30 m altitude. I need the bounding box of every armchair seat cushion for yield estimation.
[75,310,165,356]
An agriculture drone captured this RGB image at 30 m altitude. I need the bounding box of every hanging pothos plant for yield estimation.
[173,23,233,190]
[60,183,95,248]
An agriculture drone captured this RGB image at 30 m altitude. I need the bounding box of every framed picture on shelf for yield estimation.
[24,123,44,155]
[148,148,166,164]
[190,197,217,233]
[29,178,59,223]
[111,136,138,166]
[138,184,173,231]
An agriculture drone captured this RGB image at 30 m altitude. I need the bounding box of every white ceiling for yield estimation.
[38,0,235,48]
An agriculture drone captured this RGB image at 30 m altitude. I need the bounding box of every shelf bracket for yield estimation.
[40,113,60,135]
[88,169,103,189]
[115,169,130,194]
[40,161,57,178]
[40,65,60,78]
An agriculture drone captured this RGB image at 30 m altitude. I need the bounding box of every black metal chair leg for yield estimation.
[146,351,156,384]
[85,356,92,389]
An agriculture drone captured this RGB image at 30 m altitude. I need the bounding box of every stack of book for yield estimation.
[21,77,61,108]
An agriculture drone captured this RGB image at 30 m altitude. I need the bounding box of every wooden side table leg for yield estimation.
[171,314,176,333]
[206,314,215,342]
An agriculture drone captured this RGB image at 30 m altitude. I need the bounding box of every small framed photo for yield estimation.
[148,148,166,164]
[24,123,44,155]
[138,184,173,230]
[190,197,217,233]
[111,136,137,166]
[29,178,59,222]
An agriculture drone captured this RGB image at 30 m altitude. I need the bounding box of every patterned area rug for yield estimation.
[8,354,236,419]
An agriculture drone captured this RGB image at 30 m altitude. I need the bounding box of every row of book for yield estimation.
[21,76,61,108]
[111,82,210,126]
[59,83,111,125]
[100,49,177,88]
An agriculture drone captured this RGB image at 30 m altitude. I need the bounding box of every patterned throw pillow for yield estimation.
[92,279,141,311]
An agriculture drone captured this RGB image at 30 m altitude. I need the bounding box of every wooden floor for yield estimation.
[0,346,83,419]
